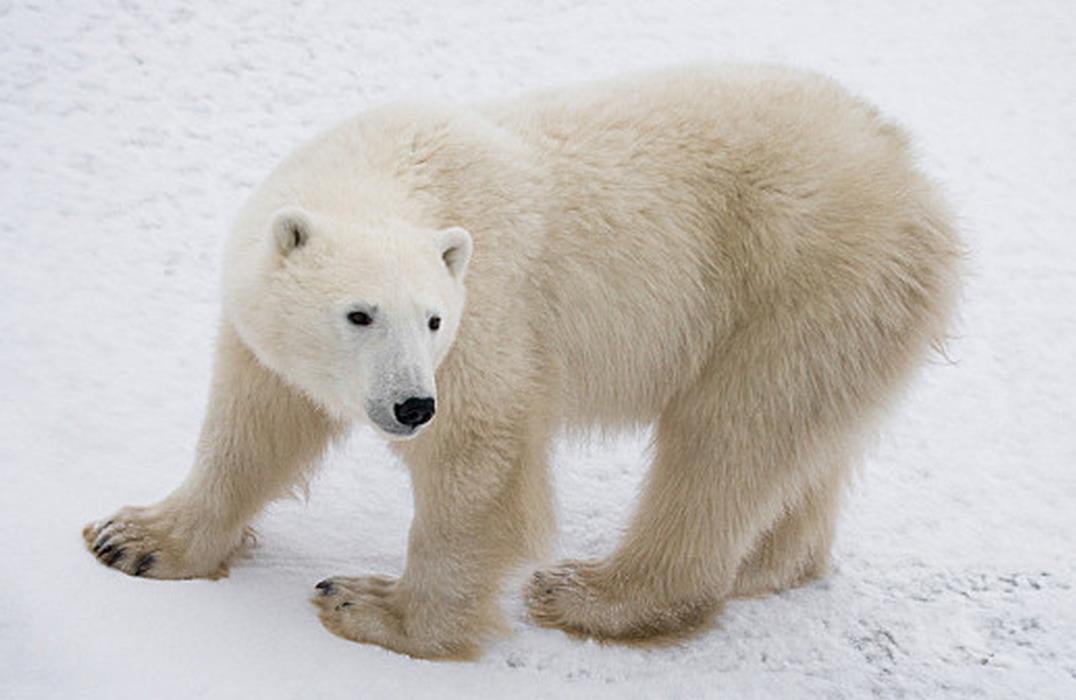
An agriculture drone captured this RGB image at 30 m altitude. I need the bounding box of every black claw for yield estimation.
[97,543,115,559]
[133,553,156,577]
[315,579,335,595]
[105,547,126,566]
[93,534,112,554]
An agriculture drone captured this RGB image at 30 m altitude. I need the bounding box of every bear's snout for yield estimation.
[394,396,436,428]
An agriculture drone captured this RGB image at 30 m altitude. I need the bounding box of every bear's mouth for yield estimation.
[379,424,419,438]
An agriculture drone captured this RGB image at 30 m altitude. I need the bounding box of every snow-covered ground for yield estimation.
[2,1,1074,697]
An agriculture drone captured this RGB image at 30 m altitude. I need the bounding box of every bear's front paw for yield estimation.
[311,575,477,660]
[82,505,237,580]
[526,560,717,641]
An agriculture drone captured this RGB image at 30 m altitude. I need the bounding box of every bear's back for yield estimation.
[476,66,956,428]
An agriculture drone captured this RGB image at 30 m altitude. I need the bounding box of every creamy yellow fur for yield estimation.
[84,65,961,658]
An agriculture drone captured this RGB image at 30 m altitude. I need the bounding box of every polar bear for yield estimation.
[84,65,960,659]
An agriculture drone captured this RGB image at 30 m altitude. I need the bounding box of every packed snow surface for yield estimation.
[2,1,1074,698]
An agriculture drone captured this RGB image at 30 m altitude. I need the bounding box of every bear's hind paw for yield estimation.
[525,560,718,642]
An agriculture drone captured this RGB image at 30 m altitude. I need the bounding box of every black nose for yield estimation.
[393,397,435,428]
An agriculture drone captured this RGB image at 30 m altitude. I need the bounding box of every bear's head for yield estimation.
[226,207,472,439]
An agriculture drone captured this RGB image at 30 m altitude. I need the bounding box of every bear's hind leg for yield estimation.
[525,302,895,640]
[525,371,816,640]
[731,464,848,598]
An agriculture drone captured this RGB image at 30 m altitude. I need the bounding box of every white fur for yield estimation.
[84,65,961,659]
[225,205,469,436]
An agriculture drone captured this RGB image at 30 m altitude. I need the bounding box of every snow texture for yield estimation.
[2,1,1074,698]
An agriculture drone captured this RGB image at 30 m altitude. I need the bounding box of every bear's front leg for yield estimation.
[84,324,341,579]
[313,412,554,659]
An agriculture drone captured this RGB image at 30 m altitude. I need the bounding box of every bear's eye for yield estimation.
[347,311,373,327]
[428,316,441,331]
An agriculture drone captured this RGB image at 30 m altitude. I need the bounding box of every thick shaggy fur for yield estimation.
[84,65,961,659]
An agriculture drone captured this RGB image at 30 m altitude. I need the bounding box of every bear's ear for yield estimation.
[271,208,313,256]
[437,226,473,281]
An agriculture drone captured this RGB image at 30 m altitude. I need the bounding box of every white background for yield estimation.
[2,1,1074,697]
